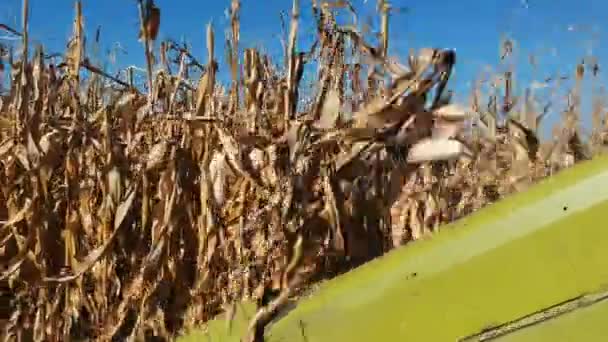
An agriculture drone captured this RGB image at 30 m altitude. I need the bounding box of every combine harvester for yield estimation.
[182,155,608,341]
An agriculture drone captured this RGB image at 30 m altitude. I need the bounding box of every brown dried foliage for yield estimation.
[1,0,607,341]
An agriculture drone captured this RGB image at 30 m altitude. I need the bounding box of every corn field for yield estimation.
[1,0,607,341]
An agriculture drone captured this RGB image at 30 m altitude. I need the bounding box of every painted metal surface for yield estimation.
[495,296,608,342]
[266,156,608,341]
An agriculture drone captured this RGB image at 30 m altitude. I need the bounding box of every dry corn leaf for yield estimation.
[209,151,232,206]
[0,139,15,158]
[0,116,13,130]
[107,166,123,208]
[316,87,341,129]
[433,103,470,121]
[407,138,472,163]
[114,187,138,230]
[354,94,423,129]
[44,187,137,283]
[195,71,210,116]
[146,141,168,170]
[13,144,30,170]
[1,199,31,230]
[432,118,464,139]
[1,252,28,281]
[138,1,161,41]
[1,225,35,281]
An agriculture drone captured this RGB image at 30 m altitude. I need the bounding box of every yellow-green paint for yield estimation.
[495,298,608,342]
[266,156,608,341]
[179,156,608,341]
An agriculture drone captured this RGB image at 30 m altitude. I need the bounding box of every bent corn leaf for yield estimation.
[408,138,472,163]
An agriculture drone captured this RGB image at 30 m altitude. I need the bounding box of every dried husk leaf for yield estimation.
[408,138,472,163]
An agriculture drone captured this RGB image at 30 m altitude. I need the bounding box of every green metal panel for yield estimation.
[266,156,608,342]
[495,297,608,342]
[179,156,608,341]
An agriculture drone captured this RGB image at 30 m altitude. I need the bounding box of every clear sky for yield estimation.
[1,0,607,131]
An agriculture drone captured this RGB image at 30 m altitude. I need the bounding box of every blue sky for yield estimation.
[1,0,607,133]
